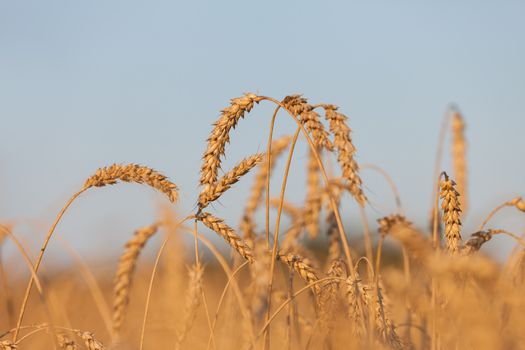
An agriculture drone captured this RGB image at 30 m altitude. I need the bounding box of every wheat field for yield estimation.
[1,93,524,350]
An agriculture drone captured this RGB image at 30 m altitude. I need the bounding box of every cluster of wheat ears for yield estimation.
[0,93,524,350]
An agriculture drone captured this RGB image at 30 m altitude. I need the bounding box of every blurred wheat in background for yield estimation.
[1,93,524,349]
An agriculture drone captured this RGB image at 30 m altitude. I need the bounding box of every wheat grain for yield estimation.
[83,164,178,203]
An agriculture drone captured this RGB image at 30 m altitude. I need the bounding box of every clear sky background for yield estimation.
[1,1,524,267]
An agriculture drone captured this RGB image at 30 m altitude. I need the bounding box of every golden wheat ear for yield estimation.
[440,172,463,253]
[112,224,159,335]
[84,163,179,203]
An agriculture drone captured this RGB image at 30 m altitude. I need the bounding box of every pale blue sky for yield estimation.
[1,1,524,265]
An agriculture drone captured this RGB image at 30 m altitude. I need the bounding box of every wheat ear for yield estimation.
[462,231,493,255]
[440,172,463,253]
[304,148,322,238]
[73,331,105,350]
[277,252,321,294]
[451,110,468,214]
[373,280,404,350]
[200,93,263,189]
[199,153,263,209]
[175,263,204,350]
[198,212,254,263]
[345,274,369,338]
[84,163,178,203]
[112,224,159,334]
[239,136,291,244]
[57,333,77,349]
[282,95,333,149]
[323,105,366,206]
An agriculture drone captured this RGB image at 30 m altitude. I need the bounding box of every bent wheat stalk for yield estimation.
[14,164,178,341]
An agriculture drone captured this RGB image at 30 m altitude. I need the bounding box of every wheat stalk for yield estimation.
[112,224,159,334]
[440,172,463,253]
[199,93,263,189]
[199,153,263,209]
[198,212,254,263]
[84,163,179,203]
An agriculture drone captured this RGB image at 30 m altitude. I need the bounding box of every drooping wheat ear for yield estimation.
[281,94,310,116]
[372,280,404,350]
[200,93,263,188]
[462,231,493,255]
[176,263,204,350]
[83,164,178,203]
[282,95,333,149]
[345,274,369,338]
[304,148,322,238]
[510,196,525,213]
[112,224,158,334]
[249,237,271,320]
[73,331,105,350]
[198,212,254,263]
[323,105,366,206]
[198,153,263,209]
[277,252,321,294]
[451,109,468,214]
[440,172,463,253]
[239,136,291,243]
[377,215,412,236]
[300,109,333,150]
[0,340,17,350]
[57,333,77,350]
